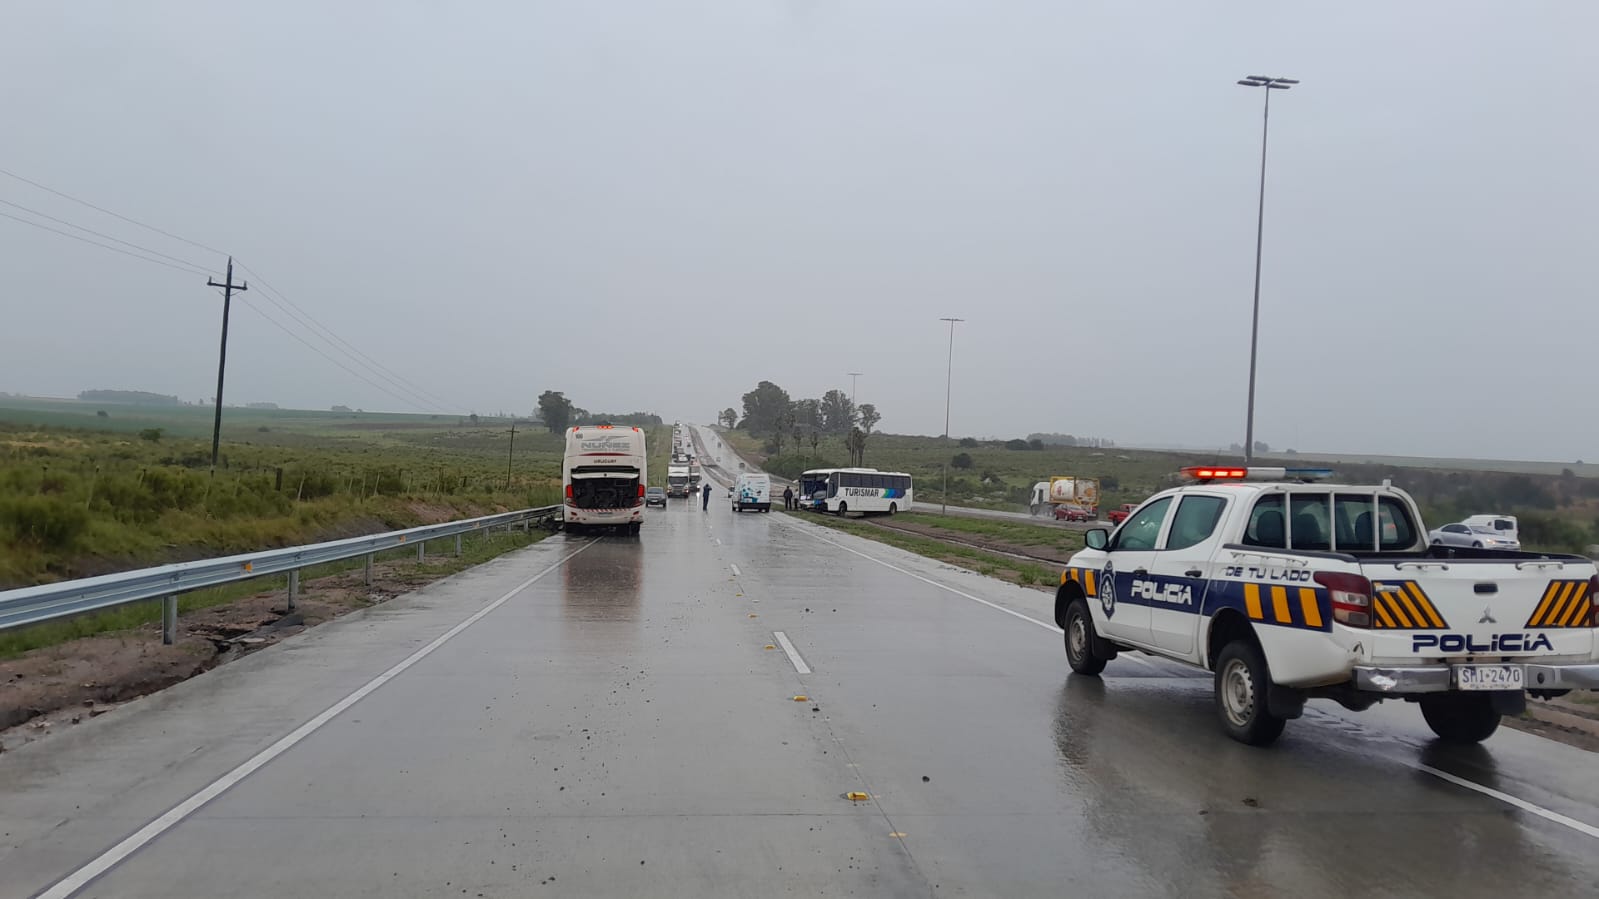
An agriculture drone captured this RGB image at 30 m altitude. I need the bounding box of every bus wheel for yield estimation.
[888,503,897,516]
[836,503,848,517]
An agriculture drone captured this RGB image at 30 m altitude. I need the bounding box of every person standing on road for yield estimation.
[782,485,795,510]
[701,481,712,510]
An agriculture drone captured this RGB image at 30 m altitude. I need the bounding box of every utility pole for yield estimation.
[939,317,964,515]
[506,422,517,490]
[206,257,247,475]
[847,372,863,406]
[1236,74,1297,464]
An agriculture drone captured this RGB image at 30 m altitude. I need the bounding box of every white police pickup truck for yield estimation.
[1055,467,1599,746]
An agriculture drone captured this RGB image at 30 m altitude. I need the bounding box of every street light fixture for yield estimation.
[1237,74,1297,464]
[939,317,964,515]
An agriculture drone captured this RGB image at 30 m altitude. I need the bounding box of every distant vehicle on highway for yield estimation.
[1107,503,1138,525]
[645,486,667,507]
[732,472,772,513]
[1462,513,1519,544]
[1028,477,1100,518]
[1056,465,1599,747]
[1430,523,1521,551]
[562,425,646,535]
[667,465,692,498]
[1055,505,1093,522]
[801,467,913,517]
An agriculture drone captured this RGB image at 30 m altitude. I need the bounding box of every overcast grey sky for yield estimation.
[2,1,1594,460]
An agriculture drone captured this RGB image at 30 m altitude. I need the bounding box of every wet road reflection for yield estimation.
[560,535,643,623]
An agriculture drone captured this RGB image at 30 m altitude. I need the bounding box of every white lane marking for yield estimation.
[38,540,599,899]
[730,563,741,577]
[1418,765,1599,840]
[778,518,1160,672]
[714,538,723,546]
[773,631,812,675]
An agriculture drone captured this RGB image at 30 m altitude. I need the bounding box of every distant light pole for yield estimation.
[1236,74,1297,464]
[847,372,863,406]
[939,317,964,515]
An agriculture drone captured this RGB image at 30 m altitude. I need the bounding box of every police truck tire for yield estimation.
[1063,600,1107,676]
[1214,640,1287,746]
[1420,694,1501,744]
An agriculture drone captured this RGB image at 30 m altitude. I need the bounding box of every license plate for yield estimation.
[1456,665,1523,691]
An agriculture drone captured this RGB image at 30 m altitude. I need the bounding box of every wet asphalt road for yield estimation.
[4,493,1599,896]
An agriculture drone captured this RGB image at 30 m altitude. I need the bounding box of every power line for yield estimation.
[0,165,463,414]
[238,278,458,414]
[0,209,213,277]
[234,261,463,412]
[237,295,453,413]
[0,166,228,257]
[0,197,216,272]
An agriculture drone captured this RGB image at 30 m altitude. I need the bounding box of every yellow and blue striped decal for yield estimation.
[1060,566,1098,598]
[1369,581,1448,630]
[1525,580,1594,629]
[1203,581,1329,631]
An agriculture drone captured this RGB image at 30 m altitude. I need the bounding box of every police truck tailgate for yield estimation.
[1359,556,1597,669]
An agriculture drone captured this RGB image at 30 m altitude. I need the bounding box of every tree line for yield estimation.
[719,381,883,466]
[535,391,661,433]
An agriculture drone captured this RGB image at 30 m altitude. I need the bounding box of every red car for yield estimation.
[1053,506,1093,522]
[1106,503,1138,525]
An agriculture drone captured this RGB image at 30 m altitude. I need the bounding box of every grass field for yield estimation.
[724,427,1599,555]
[0,396,616,588]
[782,510,1059,589]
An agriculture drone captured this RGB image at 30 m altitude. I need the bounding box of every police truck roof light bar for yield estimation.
[1180,466,1334,483]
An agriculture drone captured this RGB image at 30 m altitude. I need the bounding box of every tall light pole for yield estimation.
[847,372,863,406]
[939,317,964,515]
[1236,74,1297,464]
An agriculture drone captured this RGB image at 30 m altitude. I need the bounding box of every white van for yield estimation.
[1463,514,1518,543]
[732,472,772,513]
[563,426,647,534]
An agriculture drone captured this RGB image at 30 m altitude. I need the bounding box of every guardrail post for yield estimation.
[287,569,299,611]
[161,595,178,645]
[417,540,426,562]
[455,534,463,557]
[364,553,374,586]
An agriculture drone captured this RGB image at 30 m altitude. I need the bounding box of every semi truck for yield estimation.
[1028,477,1101,518]
[667,465,692,498]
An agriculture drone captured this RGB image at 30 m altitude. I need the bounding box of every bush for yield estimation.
[139,428,163,442]
[0,495,91,551]
[1003,439,1029,451]
[950,453,973,470]
[96,410,109,419]
[763,453,843,480]
[959,437,978,448]
[1100,475,1121,491]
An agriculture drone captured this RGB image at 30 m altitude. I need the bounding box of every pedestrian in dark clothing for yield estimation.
[783,485,795,510]
[701,481,712,510]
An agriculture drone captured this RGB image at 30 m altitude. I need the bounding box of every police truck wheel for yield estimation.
[1420,694,1501,744]
[1063,600,1106,676]
[1214,640,1287,746]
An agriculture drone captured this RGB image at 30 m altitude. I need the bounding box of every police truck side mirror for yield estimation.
[1084,529,1109,551]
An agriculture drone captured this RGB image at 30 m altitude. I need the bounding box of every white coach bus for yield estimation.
[799,467,913,517]
[563,425,647,535]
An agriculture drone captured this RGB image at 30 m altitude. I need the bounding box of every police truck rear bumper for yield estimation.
[1353,663,1599,693]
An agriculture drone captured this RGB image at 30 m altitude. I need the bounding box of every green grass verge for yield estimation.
[0,526,549,658]
[894,512,1084,555]
[780,510,1058,589]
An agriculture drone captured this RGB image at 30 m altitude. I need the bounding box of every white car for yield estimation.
[1430,523,1521,551]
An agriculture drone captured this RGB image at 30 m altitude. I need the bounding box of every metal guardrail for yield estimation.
[0,505,563,644]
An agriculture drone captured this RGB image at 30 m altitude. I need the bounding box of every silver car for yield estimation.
[1429,522,1521,551]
